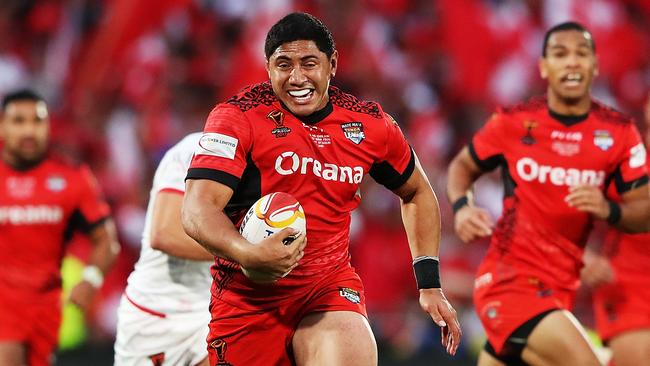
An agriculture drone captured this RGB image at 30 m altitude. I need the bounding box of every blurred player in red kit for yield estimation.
[447,22,650,366]
[581,94,650,366]
[182,12,461,366]
[0,90,120,366]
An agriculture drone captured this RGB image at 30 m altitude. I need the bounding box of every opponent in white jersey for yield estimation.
[114,133,212,366]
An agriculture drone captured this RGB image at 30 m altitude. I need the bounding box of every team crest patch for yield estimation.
[341,122,365,144]
[339,287,361,304]
[593,130,614,151]
[521,120,538,145]
[46,175,67,192]
[210,339,233,366]
[268,110,291,138]
[148,352,165,366]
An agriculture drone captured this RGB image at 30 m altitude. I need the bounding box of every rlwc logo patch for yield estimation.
[196,133,238,160]
[339,287,361,304]
[341,122,365,145]
[210,339,233,366]
[521,120,538,145]
[268,110,291,138]
[46,175,66,192]
[593,130,614,151]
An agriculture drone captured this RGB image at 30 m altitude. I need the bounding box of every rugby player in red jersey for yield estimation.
[0,90,120,366]
[447,22,650,366]
[581,95,650,366]
[182,12,461,366]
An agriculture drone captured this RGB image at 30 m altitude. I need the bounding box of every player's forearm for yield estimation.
[401,186,442,258]
[181,196,250,263]
[88,219,121,275]
[446,148,483,203]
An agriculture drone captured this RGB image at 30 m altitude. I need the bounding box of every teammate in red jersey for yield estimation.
[581,95,650,366]
[447,22,650,366]
[0,90,120,366]
[182,12,461,366]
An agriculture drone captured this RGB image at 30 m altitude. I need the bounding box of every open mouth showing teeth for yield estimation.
[562,73,583,82]
[288,89,313,98]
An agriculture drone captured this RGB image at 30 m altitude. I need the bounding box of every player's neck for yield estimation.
[546,91,591,116]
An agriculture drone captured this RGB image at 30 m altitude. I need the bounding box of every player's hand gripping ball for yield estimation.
[239,192,306,282]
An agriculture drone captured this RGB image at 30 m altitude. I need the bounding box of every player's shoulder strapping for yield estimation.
[590,100,634,125]
[328,85,383,119]
[497,95,547,115]
[225,81,277,112]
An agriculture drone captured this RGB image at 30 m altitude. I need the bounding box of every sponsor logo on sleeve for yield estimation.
[339,287,361,304]
[341,122,365,145]
[196,133,238,160]
[629,143,647,168]
[593,130,614,151]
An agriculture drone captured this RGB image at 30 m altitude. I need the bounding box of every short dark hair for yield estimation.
[542,21,595,57]
[2,89,45,111]
[264,12,335,59]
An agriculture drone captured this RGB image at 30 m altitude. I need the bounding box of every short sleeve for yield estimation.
[155,135,199,194]
[186,104,253,190]
[468,112,509,172]
[609,125,649,194]
[75,165,111,229]
[369,112,415,190]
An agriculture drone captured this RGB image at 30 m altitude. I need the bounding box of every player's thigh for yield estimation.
[608,329,650,366]
[0,341,26,366]
[477,349,506,366]
[522,310,601,366]
[292,310,377,366]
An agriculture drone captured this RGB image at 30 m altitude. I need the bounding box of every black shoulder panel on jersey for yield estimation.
[186,168,240,190]
[225,155,261,220]
[499,95,547,115]
[63,210,109,242]
[369,148,416,190]
[590,100,634,125]
[225,81,277,112]
[329,86,383,119]
[468,142,501,172]
[607,165,649,194]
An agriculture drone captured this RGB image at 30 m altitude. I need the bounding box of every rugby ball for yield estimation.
[239,192,306,282]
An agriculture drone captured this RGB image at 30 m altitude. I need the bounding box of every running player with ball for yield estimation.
[182,12,461,366]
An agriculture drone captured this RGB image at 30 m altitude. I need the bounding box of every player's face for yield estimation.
[0,100,50,165]
[266,40,338,116]
[539,30,598,103]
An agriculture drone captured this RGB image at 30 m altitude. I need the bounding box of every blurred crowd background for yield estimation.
[2,0,649,365]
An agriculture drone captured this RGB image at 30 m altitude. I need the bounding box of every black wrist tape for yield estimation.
[606,200,621,225]
[452,196,469,214]
[413,257,441,289]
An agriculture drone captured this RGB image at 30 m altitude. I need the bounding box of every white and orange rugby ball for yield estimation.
[239,192,306,282]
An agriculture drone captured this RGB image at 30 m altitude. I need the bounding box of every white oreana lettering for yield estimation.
[0,205,64,225]
[274,151,364,184]
[516,157,605,186]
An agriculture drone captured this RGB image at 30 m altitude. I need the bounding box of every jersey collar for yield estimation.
[280,101,334,125]
[548,108,589,126]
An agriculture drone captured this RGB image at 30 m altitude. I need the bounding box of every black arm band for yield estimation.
[413,256,441,289]
[452,196,469,214]
[606,200,621,225]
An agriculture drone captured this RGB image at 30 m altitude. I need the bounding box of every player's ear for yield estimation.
[265,57,271,78]
[593,57,599,78]
[538,57,548,80]
[329,50,338,79]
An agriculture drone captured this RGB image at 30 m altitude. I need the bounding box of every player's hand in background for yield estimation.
[454,205,493,243]
[240,228,306,281]
[565,184,609,220]
[68,281,98,312]
[581,251,615,288]
[418,288,462,356]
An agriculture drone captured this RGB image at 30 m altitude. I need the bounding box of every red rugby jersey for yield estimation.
[470,96,648,290]
[0,156,111,301]
[187,82,414,299]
